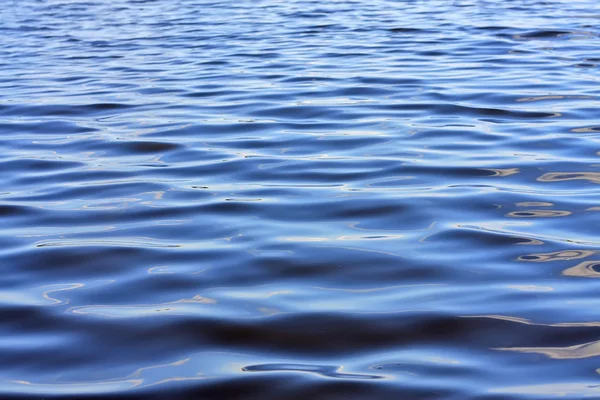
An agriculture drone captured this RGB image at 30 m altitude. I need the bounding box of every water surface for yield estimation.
[2,0,600,398]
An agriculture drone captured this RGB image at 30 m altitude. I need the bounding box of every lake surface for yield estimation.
[2,0,600,398]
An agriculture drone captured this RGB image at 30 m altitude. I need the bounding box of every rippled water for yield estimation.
[2,0,600,398]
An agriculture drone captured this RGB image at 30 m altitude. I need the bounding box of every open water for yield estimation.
[2,0,600,398]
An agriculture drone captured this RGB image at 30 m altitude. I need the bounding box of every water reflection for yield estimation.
[562,261,600,278]
[518,250,596,262]
[480,168,520,177]
[497,339,600,359]
[507,285,554,292]
[35,238,181,248]
[516,202,553,207]
[572,126,600,133]
[506,210,571,218]
[3,380,140,395]
[70,295,217,318]
[538,172,600,183]
[243,363,383,380]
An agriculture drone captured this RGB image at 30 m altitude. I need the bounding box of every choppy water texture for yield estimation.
[2,0,600,398]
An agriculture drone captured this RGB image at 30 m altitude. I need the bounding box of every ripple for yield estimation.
[3,0,600,398]
[506,209,571,218]
[514,30,579,39]
[243,363,383,380]
[492,382,600,397]
[34,238,181,248]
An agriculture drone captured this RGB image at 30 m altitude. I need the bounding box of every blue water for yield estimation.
[2,0,600,398]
